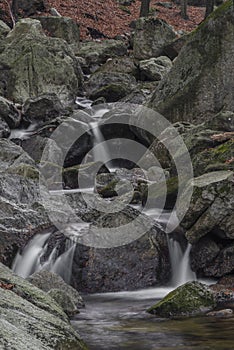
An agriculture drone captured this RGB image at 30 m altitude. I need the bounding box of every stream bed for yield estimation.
[72,288,234,350]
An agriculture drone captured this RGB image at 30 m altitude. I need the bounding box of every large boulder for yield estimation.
[147,1,234,123]
[72,206,170,293]
[36,16,80,53]
[147,281,216,317]
[78,39,128,73]
[0,19,82,105]
[85,72,137,102]
[0,263,86,350]
[133,17,176,60]
[13,0,47,16]
[28,270,84,308]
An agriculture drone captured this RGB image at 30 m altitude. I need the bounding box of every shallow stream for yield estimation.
[72,288,234,350]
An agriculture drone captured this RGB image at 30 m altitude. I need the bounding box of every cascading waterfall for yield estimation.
[12,231,76,284]
[167,238,196,287]
[90,121,113,169]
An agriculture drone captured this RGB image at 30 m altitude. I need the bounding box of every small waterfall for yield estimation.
[12,231,51,278]
[90,121,113,169]
[50,240,76,284]
[168,238,196,287]
[12,232,76,284]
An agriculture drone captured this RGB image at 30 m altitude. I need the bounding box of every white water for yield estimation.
[12,231,76,284]
[90,121,113,169]
[12,231,51,278]
[10,123,37,140]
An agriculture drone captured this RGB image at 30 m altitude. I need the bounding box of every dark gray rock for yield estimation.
[22,93,64,123]
[0,96,21,128]
[85,72,137,102]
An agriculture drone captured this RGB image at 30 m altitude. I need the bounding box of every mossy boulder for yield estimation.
[147,0,234,123]
[0,19,81,105]
[147,281,216,317]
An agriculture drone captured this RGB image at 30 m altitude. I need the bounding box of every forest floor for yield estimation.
[1,0,206,40]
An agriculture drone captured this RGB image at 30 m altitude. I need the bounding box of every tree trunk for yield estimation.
[181,0,188,20]
[205,0,215,18]
[11,0,19,21]
[140,0,151,17]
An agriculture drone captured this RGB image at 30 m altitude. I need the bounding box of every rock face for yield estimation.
[147,1,234,123]
[179,171,234,278]
[147,281,216,317]
[0,19,82,105]
[0,139,51,266]
[0,263,87,350]
[133,17,176,60]
[72,206,170,293]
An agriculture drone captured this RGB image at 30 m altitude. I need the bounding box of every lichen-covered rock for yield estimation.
[0,20,10,38]
[0,19,82,105]
[139,56,172,81]
[47,288,79,317]
[133,17,176,60]
[36,16,80,53]
[28,270,84,308]
[147,281,216,317]
[147,0,234,123]
[0,263,87,350]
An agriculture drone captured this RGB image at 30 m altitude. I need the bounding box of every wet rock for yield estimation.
[147,281,216,317]
[22,93,64,123]
[0,96,21,128]
[0,117,10,138]
[0,263,86,350]
[203,244,234,277]
[0,19,82,105]
[206,309,233,317]
[72,206,170,293]
[147,1,234,123]
[139,56,172,81]
[133,17,176,60]
[28,269,84,308]
[190,237,220,272]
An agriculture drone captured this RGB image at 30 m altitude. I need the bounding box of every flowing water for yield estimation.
[72,290,234,350]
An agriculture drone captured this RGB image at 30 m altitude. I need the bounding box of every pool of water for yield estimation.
[72,288,234,350]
